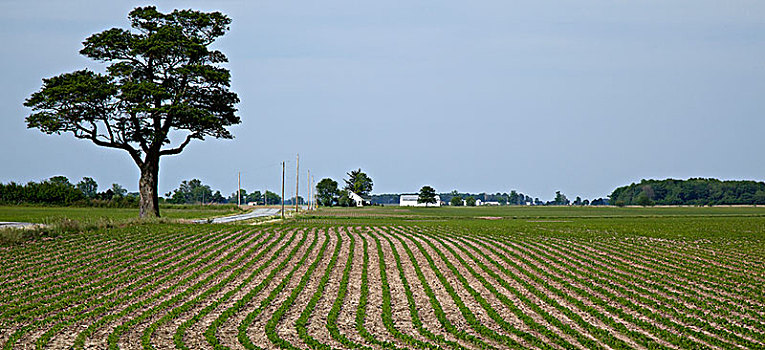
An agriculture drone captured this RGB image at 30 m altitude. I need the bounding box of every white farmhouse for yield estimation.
[399,194,441,207]
[349,191,369,207]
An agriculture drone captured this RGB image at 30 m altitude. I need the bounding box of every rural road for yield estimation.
[193,208,281,224]
[0,222,37,229]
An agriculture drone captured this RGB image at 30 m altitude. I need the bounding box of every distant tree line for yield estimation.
[0,176,282,207]
[610,178,765,206]
[165,179,282,205]
[0,176,136,207]
[370,189,609,207]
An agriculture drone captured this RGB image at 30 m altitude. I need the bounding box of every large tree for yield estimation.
[170,179,213,204]
[315,178,340,207]
[76,177,98,199]
[24,6,240,217]
[344,169,373,196]
[417,185,438,206]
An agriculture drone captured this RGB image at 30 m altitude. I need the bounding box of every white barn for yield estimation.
[400,194,441,207]
[349,191,369,207]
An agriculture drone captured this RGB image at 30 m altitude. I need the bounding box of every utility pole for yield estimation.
[295,153,299,212]
[307,169,311,211]
[310,178,316,210]
[237,172,241,207]
[281,161,285,219]
[282,162,284,219]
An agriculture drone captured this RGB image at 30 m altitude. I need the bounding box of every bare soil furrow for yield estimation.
[3,229,205,319]
[465,234,645,350]
[274,229,339,348]
[393,231,504,349]
[112,229,269,349]
[505,237,733,349]
[335,228,379,349]
[530,237,764,347]
[11,229,244,349]
[304,227,351,349]
[211,229,313,350]
[147,229,284,349]
[181,229,302,349]
[381,229,476,350]
[402,229,536,348]
[43,229,249,349]
[242,230,323,349]
[428,229,587,350]
[438,231,603,350]
[360,229,409,348]
[593,239,765,310]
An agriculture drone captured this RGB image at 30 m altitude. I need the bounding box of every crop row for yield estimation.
[1,221,763,349]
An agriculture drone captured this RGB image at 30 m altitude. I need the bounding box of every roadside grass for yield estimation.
[0,204,242,223]
[0,204,243,245]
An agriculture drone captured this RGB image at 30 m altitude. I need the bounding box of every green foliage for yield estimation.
[465,196,476,206]
[169,179,214,204]
[110,183,127,198]
[0,177,84,205]
[75,177,98,199]
[553,191,569,205]
[450,196,463,206]
[337,190,355,207]
[23,6,240,218]
[242,190,261,204]
[24,7,240,148]
[315,178,340,207]
[344,169,373,196]
[611,178,765,206]
[417,185,438,205]
[635,192,653,206]
[264,190,281,205]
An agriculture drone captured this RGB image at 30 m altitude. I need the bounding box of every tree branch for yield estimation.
[159,133,195,155]
[69,122,143,166]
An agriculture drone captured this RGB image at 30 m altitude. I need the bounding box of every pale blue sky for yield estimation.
[1,0,764,200]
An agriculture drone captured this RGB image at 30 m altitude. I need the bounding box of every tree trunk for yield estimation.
[139,158,160,218]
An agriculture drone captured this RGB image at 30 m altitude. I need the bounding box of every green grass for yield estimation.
[0,205,240,224]
[0,204,243,245]
[312,205,765,219]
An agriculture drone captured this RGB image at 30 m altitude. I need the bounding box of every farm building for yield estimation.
[400,194,442,207]
[349,191,370,207]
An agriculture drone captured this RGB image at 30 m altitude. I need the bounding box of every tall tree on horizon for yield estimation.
[343,169,373,196]
[418,185,438,205]
[24,6,240,217]
[315,178,340,207]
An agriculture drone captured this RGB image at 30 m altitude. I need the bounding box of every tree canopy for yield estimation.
[169,179,213,204]
[417,185,438,205]
[24,6,240,217]
[344,169,373,196]
[76,177,98,199]
[611,178,765,206]
[316,178,340,207]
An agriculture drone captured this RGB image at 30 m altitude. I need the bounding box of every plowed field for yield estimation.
[1,218,764,349]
